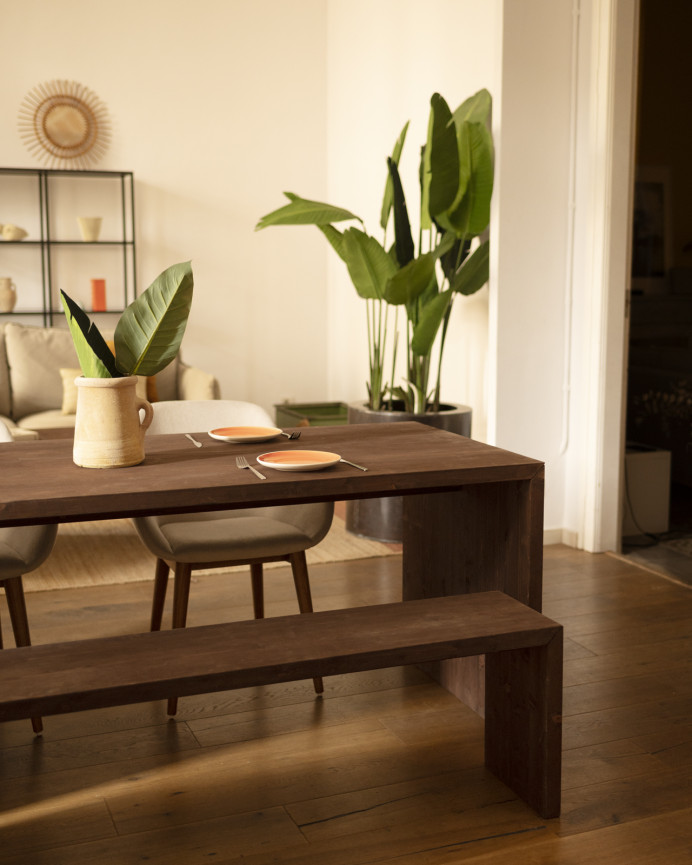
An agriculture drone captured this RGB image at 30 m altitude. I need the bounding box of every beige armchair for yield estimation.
[132,400,334,714]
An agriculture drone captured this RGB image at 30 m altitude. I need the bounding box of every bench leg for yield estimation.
[484,630,563,819]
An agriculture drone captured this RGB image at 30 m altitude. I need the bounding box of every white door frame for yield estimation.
[577,0,640,552]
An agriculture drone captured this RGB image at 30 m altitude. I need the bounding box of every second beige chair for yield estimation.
[0,420,58,734]
[132,400,334,713]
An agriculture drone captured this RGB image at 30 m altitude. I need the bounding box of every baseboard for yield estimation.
[544,528,579,548]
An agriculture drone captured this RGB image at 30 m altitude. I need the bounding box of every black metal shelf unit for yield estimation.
[0,167,136,325]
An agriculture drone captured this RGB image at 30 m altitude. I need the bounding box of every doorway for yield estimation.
[622,0,692,582]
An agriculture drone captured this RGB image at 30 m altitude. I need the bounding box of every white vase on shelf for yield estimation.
[77,217,102,242]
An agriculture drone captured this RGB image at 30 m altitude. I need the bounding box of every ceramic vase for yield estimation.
[0,278,17,312]
[73,376,153,468]
[77,217,102,242]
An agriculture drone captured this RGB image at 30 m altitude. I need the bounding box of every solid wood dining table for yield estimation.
[0,421,544,712]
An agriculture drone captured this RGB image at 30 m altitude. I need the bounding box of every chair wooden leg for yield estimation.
[171,563,192,630]
[289,552,323,695]
[4,577,31,646]
[167,563,193,716]
[3,577,43,734]
[150,558,170,631]
[250,563,264,619]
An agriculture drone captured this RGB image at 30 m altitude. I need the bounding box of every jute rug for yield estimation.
[24,516,396,593]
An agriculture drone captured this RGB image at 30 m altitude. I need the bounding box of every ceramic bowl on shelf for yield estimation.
[2,224,28,241]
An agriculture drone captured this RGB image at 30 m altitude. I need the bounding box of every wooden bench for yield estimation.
[0,591,563,818]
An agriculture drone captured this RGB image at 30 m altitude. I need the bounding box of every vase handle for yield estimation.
[137,398,154,433]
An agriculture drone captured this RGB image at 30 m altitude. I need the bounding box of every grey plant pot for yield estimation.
[345,400,472,543]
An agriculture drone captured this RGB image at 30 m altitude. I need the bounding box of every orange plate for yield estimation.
[256,450,341,472]
[208,426,281,443]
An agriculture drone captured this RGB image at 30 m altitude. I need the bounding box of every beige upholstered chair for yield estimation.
[132,400,334,713]
[0,421,58,734]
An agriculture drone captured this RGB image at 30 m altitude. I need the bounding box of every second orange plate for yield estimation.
[256,450,341,471]
[208,426,281,443]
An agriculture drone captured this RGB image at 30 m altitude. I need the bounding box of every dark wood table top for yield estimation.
[0,422,543,527]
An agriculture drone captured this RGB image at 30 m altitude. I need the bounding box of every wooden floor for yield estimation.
[1,546,691,864]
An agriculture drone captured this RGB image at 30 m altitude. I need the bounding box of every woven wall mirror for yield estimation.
[18,80,111,168]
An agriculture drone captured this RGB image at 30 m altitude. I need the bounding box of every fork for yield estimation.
[236,455,266,480]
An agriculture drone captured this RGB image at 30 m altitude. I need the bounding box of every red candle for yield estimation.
[91,279,106,312]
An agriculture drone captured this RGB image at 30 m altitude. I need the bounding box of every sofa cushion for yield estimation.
[17,410,77,430]
[5,323,79,420]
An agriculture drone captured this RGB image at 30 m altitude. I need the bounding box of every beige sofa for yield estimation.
[0,322,220,440]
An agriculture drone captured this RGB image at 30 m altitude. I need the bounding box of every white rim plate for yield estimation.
[208,426,282,443]
[256,450,341,472]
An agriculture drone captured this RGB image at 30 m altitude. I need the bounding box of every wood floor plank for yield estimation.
[0,801,116,858]
[563,666,692,716]
[0,719,201,780]
[561,738,667,788]
[565,605,692,654]
[379,704,484,748]
[631,721,692,770]
[185,682,462,747]
[555,600,692,641]
[422,806,692,865]
[204,799,552,865]
[544,569,689,614]
[284,769,539,845]
[563,641,692,687]
[558,767,692,837]
[105,720,485,836]
[562,696,691,750]
[0,805,306,865]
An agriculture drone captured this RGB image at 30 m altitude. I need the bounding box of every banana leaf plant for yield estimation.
[256,89,494,414]
[60,260,194,379]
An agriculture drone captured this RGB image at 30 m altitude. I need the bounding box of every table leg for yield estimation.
[401,473,544,711]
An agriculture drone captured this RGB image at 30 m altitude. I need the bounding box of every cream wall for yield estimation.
[0,0,330,410]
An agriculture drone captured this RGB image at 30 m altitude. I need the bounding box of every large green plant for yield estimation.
[256,90,494,413]
[60,260,194,379]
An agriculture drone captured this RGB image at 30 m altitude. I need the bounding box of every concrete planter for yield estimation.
[345,400,472,542]
[73,376,153,468]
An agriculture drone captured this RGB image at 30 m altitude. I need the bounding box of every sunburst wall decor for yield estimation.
[18,80,111,169]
